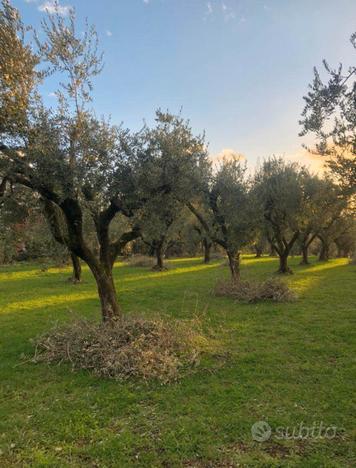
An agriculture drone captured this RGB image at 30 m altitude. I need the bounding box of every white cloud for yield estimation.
[143,0,150,4]
[284,150,326,174]
[211,148,246,164]
[38,1,72,16]
[24,0,39,4]
[106,30,112,37]
[48,92,57,97]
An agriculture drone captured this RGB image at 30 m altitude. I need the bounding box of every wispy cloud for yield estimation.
[106,30,112,37]
[221,2,236,22]
[38,1,72,16]
[204,1,246,23]
[143,0,150,4]
[203,2,214,21]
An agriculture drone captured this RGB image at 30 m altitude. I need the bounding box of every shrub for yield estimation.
[214,277,296,303]
[126,255,154,268]
[31,316,204,383]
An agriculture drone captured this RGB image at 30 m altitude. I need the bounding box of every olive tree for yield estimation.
[189,158,256,281]
[297,171,325,265]
[253,157,305,274]
[299,32,356,192]
[0,3,154,321]
[334,216,356,258]
[139,194,183,270]
[313,179,348,261]
[0,3,210,320]
[137,111,210,270]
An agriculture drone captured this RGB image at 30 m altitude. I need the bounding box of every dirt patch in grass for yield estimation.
[31,316,206,383]
[214,277,296,303]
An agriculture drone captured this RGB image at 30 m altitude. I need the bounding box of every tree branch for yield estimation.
[42,199,68,246]
[109,225,141,264]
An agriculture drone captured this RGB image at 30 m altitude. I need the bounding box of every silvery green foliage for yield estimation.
[135,111,210,263]
[299,32,356,190]
[253,157,307,272]
[0,3,211,318]
[206,158,256,254]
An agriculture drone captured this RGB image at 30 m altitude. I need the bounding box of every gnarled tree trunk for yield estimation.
[227,250,241,282]
[203,238,211,263]
[152,238,166,271]
[318,237,330,261]
[155,242,164,270]
[278,252,292,274]
[299,233,316,265]
[273,231,299,274]
[70,253,82,283]
[91,265,121,321]
[300,245,309,265]
[43,199,141,322]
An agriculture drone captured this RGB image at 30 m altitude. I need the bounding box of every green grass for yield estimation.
[0,255,355,467]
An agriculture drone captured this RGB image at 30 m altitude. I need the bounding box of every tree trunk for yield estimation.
[153,241,165,270]
[89,264,121,322]
[156,246,164,269]
[300,244,309,265]
[92,267,121,322]
[273,231,299,274]
[318,239,330,261]
[335,244,346,258]
[278,252,292,274]
[203,238,211,263]
[255,245,263,258]
[227,250,241,282]
[299,233,316,265]
[69,253,82,283]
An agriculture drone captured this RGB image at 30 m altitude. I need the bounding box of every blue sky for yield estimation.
[14,0,356,168]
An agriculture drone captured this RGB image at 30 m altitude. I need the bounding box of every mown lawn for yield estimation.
[0,256,355,467]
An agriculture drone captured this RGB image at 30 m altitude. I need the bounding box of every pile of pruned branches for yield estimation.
[214,277,296,303]
[32,316,205,383]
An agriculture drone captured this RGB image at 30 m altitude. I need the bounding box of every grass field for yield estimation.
[0,256,355,467]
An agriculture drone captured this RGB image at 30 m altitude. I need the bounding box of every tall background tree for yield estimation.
[299,32,356,192]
